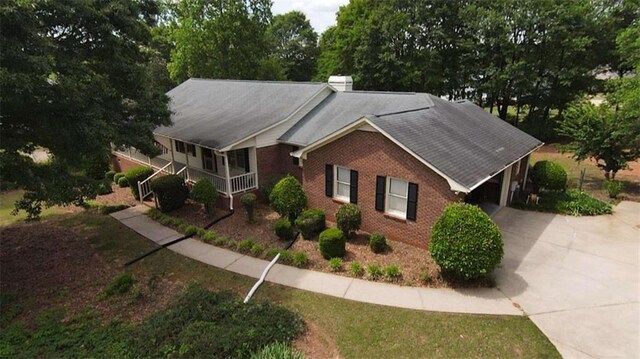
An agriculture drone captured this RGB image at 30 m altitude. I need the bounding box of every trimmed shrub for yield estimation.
[117,176,129,188]
[241,193,257,223]
[269,175,307,221]
[604,180,623,199]
[295,208,326,240]
[318,228,345,259]
[368,232,387,253]
[105,170,116,182]
[335,204,361,238]
[104,273,135,297]
[97,181,112,195]
[250,243,264,256]
[292,252,308,268]
[530,160,567,192]
[238,239,255,253]
[114,172,125,184]
[328,258,343,272]
[274,218,294,240]
[202,231,217,243]
[190,178,218,216]
[366,264,382,279]
[261,174,286,200]
[124,166,154,199]
[429,203,504,280]
[150,175,189,212]
[382,265,402,281]
[349,261,363,276]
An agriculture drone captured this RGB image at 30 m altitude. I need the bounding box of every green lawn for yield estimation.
[0,191,560,358]
[0,190,73,226]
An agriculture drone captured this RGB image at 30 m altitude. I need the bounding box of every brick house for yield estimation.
[113,76,542,247]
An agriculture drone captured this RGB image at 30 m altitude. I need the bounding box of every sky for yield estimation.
[272,0,349,35]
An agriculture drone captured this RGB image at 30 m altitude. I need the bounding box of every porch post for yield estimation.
[499,164,513,207]
[522,156,530,190]
[252,147,258,190]
[184,146,190,181]
[169,139,176,173]
[223,151,234,210]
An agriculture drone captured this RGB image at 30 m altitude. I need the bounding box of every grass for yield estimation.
[0,190,69,226]
[0,192,560,358]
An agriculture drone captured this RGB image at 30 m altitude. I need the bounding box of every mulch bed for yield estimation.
[211,205,287,249]
[94,185,140,207]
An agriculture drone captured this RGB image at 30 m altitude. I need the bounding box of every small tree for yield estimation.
[269,175,307,221]
[240,193,257,223]
[429,203,503,280]
[559,101,640,180]
[190,178,218,216]
[335,203,361,238]
[529,161,567,193]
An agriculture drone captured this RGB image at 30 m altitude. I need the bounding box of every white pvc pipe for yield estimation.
[243,253,280,303]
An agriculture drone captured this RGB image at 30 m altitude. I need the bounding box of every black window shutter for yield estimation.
[325,164,333,197]
[243,148,250,172]
[349,170,358,204]
[407,182,419,221]
[375,176,386,211]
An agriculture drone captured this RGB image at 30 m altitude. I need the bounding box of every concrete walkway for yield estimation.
[111,205,521,316]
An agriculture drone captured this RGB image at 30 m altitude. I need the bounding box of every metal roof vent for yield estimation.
[328,75,353,92]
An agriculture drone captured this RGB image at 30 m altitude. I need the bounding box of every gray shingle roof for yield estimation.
[154,78,327,149]
[279,91,434,145]
[367,96,542,190]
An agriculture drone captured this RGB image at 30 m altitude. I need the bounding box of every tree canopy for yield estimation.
[266,11,319,81]
[0,0,171,217]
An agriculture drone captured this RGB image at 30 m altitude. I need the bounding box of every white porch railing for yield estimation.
[230,172,257,194]
[186,167,228,194]
[137,162,173,203]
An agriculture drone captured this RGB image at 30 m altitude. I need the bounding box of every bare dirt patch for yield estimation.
[0,221,178,325]
[294,319,340,359]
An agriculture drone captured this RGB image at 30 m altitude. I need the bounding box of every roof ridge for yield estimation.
[375,106,433,117]
[188,78,325,86]
[342,90,418,95]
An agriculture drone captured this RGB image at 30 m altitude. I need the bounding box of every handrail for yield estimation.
[137,162,173,203]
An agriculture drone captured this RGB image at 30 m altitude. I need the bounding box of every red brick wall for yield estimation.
[257,144,302,183]
[111,154,144,173]
[302,130,462,248]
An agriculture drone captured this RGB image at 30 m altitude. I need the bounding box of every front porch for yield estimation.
[112,146,258,197]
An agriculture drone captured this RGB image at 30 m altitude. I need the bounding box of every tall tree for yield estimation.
[267,11,318,81]
[0,0,171,218]
[167,0,272,82]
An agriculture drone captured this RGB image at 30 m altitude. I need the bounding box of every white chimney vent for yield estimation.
[328,75,353,92]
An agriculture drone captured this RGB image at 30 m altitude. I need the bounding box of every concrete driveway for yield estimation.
[493,202,639,359]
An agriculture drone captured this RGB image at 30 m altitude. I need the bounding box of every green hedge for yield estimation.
[124,166,154,199]
[190,178,218,216]
[530,161,567,192]
[114,172,125,184]
[429,203,504,280]
[294,208,326,240]
[318,228,345,259]
[150,175,188,212]
[369,232,387,253]
[274,218,294,240]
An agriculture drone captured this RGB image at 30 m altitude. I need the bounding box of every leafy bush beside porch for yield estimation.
[512,189,612,216]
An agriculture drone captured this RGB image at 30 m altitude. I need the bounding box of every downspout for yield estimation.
[169,139,176,173]
[223,151,233,210]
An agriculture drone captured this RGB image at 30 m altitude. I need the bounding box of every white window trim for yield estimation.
[385,177,408,219]
[334,165,351,202]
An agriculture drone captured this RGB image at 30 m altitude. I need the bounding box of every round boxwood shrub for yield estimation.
[269,175,307,221]
[105,170,116,182]
[429,203,504,280]
[274,218,294,240]
[97,180,113,195]
[150,175,189,212]
[124,166,154,199]
[114,172,125,184]
[318,228,345,259]
[335,203,361,238]
[240,193,257,223]
[190,178,219,216]
[294,208,326,240]
[369,232,387,253]
[117,176,129,188]
[530,160,567,192]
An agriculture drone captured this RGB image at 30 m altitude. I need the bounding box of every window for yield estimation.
[202,148,216,172]
[186,144,196,157]
[386,177,409,218]
[291,146,299,166]
[175,140,186,153]
[154,140,169,155]
[334,166,351,201]
[225,149,250,172]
